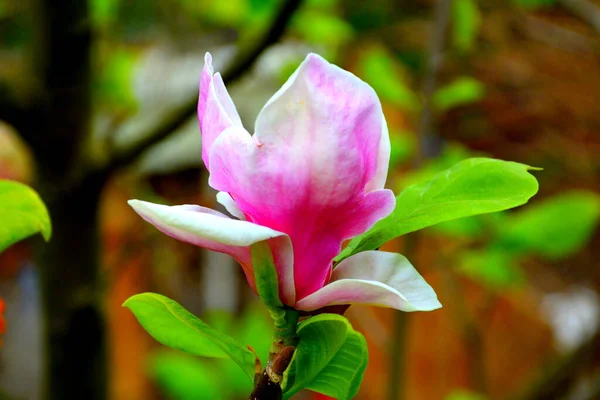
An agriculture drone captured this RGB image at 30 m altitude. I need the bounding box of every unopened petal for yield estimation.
[295,251,441,311]
[209,54,393,300]
[198,53,242,170]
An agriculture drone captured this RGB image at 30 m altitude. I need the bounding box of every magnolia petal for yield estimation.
[128,199,295,304]
[208,54,393,300]
[216,191,246,220]
[365,115,391,192]
[294,251,441,311]
[198,52,242,169]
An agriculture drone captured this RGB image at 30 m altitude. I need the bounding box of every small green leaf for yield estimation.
[497,191,600,260]
[0,180,51,253]
[451,0,481,53]
[337,158,539,262]
[283,314,368,400]
[433,77,485,111]
[123,293,255,380]
[251,241,283,308]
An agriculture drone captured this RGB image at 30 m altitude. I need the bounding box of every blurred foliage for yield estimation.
[445,390,488,400]
[433,77,485,112]
[94,47,139,113]
[360,47,420,111]
[497,191,600,260]
[451,0,481,54]
[513,0,557,10]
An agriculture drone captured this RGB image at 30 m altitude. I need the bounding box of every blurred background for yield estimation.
[1,0,600,399]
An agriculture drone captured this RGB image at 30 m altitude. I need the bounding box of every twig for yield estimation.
[559,0,600,34]
[104,0,303,174]
[417,0,452,162]
[515,326,600,400]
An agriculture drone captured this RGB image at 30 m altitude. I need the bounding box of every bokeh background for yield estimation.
[1,0,600,399]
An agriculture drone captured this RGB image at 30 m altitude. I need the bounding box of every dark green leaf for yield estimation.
[123,293,255,379]
[0,180,51,253]
[283,314,368,400]
[337,158,540,262]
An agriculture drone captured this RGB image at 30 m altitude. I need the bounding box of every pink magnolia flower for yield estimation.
[129,53,440,312]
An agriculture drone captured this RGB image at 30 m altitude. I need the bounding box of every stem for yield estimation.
[249,309,299,400]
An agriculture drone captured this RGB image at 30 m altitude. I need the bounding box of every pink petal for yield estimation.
[294,251,441,311]
[128,199,295,305]
[198,52,242,170]
[208,54,394,300]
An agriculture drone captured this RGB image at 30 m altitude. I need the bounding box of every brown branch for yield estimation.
[104,0,303,174]
[559,0,600,34]
[515,326,600,400]
[249,345,295,400]
[417,0,452,163]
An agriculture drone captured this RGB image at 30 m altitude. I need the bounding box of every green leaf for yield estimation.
[0,180,51,253]
[451,0,481,53]
[123,293,255,380]
[283,314,368,400]
[251,241,283,308]
[433,77,485,111]
[336,158,540,262]
[497,191,600,260]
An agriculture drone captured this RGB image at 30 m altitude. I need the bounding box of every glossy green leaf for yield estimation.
[451,0,481,53]
[251,241,283,308]
[123,293,255,379]
[336,158,539,262]
[283,314,368,400]
[433,77,485,111]
[0,180,51,253]
[497,191,600,260]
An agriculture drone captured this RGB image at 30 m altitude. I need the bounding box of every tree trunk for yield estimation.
[38,176,107,400]
[29,0,108,398]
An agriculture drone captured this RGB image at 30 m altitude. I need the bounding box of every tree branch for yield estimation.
[417,0,452,162]
[559,0,600,34]
[104,0,303,174]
